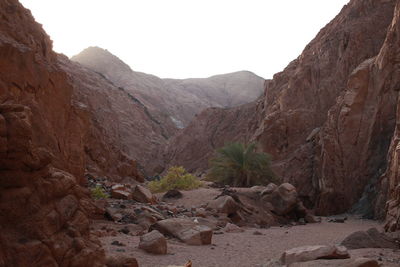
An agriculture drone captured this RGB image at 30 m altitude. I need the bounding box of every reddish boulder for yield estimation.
[150,218,212,245]
[138,230,167,254]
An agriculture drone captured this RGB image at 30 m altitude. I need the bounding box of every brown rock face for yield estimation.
[377,1,400,232]
[0,0,104,265]
[163,0,400,225]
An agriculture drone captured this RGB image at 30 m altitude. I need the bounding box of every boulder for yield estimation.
[139,230,167,254]
[261,183,278,196]
[280,245,350,265]
[263,183,298,215]
[343,258,379,267]
[111,184,132,200]
[162,189,183,200]
[207,195,240,215]
[150,218,212,245]
[340,227,399,249]
[223,223,244,233]
[106,256,139,267]
[133,185,156,204]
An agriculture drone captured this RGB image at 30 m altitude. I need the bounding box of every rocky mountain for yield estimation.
[71,47,265,128]
[162,0,400,232]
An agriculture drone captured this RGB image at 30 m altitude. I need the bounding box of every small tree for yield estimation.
[207,142,277,187]
[148,166,202,193]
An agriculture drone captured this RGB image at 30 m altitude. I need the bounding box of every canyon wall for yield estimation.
[163,0,400,229]
[0,0,105,265]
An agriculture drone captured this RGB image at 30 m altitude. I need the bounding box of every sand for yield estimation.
[98,217,400,267]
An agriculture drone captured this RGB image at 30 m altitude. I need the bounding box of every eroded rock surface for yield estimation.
[0,0,105,265]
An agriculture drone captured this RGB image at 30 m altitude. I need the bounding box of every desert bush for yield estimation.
[207,142,277,187]
[148,166,202,193]
[91,185,109,199]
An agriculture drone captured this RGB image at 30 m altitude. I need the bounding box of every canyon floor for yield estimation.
[92,188,400,267]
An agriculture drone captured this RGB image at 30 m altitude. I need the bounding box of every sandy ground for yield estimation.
[98,217,400,267]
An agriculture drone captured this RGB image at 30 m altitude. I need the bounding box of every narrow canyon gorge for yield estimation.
[1,0,400,266]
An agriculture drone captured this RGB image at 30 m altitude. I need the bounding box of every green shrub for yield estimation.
[206,142,278,187]
[148,166,202,193]
[91,185,109,199]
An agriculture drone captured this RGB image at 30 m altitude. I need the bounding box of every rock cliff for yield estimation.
[0,0,105,265]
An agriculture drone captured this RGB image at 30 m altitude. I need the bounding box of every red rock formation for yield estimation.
[0,0,104,265]
[255,0,396,210]
[163,0,399,223]
[373,1,400,232]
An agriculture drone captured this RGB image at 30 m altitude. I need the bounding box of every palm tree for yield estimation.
[207,142,277,187]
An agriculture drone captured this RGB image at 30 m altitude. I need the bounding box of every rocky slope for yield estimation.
[163,0,400,230]
[71,47,265,128]
[0,0,105,265]
[58,56,166,178]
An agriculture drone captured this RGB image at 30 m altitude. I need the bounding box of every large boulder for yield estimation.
[150,218,212,245]
[139,230,167,254]
[263,183,298,215]
[207,195,240,215]
[340,228,399,249]
[280,245,350,265]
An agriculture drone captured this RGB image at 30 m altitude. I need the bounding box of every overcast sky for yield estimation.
[20,0,349,79]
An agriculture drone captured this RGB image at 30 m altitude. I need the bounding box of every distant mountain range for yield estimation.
[71,46,265,128]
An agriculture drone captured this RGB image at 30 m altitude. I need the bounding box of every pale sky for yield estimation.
[20,0,349,79]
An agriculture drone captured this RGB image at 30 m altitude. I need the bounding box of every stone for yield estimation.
[261,183,278,196]
[223,223,244,233]
[106,256,139,267]
[262,183,298,215]
[150,218,212,245]
[133,185,156,204]
[343,258,379,267]
[340,228,399,249]
[207,195,240,215]
[304,214,320,223]
[138,230,167,254]
[280,245,350,265]
[162,189,183,200]
[111,184,132,200]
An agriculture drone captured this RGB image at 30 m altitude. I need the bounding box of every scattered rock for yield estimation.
[305,214,320,223]
[253,231,263,235]
[207,195,240,215]
[139,230,167,254]
[328,216,347,223]
[280,245,350,265]
[223,223,244,233]
[150,218,212,245]
[163,189,183,200]
[133,185,156,204]
[341,227,399,249]
[111,184,132,200]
